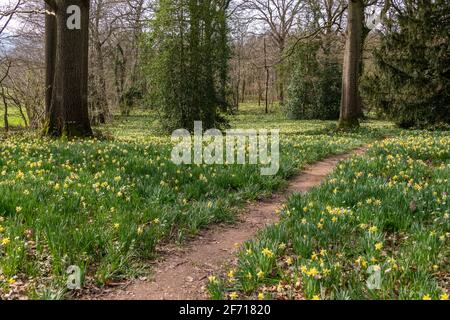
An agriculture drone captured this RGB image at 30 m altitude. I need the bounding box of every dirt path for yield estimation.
[95,147,367,300]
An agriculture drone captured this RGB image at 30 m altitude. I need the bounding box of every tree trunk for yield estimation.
[130,1,143,88]
[257,80,262,106]
[339,0,363,128]
[278,75,284,106]
[92,0,108,124]
[94,40,108,124]
[1,86,8,132]
[264,38,269,114]
[241,78,246,103]
[45,2,56,119]
[235,48,241,111]
[17,103,29,127]
[277,42,285,106]
[44,0,92,137]
[114,44,127,116]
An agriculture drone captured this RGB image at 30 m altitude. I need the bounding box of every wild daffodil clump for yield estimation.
[209,131,449,300]
[0,111,381,298]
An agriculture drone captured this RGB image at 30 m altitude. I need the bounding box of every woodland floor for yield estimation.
[2,105,446,300]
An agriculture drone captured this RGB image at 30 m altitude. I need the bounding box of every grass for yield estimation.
[0,104,389,299]
[208,131,450,300]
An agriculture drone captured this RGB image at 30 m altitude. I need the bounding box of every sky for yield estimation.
[0,0,27,52]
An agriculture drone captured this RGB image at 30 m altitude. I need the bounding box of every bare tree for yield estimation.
[89,0,122,123]
[241,0,304,105]
[1,0,24,132]
[113,0,153,116]
[1,0,23,68]
[339,0,379,128]
[0,60,12,131]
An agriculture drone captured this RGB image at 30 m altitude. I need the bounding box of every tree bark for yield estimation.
[241,78,246,103]
[114,44,127,116]
[45,0,92,137]
[339,0,363,128]
[91,0,108,124]
[277,42,285,106]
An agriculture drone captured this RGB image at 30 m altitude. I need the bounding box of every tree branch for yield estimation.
[44,0,57,11]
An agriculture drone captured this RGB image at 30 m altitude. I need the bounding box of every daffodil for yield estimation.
[262,248,274,258]
[285,257,293,266]
[307,267,318,277]
[208,276,218,284]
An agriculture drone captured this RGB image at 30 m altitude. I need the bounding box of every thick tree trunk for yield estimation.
[339,0,363,128]
[45,0,92,137]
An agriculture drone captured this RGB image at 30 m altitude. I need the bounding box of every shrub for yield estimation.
[285,38,342,120]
